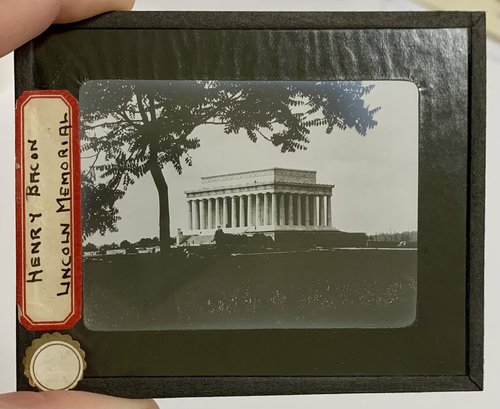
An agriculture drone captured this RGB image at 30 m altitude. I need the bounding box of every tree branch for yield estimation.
[204,120,229,125]
[135,92,150,124]
[81,152,99,159]
[82,150,102,178]
[82,119,135,131]
[116,109,140,130]
[192,90,245,126]
[147,95,156,121]
[256,128,272,142]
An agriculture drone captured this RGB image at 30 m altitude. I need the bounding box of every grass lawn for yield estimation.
[83,248,417,331]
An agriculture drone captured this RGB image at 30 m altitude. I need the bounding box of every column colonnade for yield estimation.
[187,192,332,230]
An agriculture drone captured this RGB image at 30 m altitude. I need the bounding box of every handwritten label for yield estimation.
[16,91,81,330]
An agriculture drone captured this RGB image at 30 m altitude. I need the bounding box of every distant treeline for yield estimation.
[83,237,174,253]
[367,231,417,243]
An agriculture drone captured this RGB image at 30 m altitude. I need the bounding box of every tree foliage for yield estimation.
[81,173,124,240]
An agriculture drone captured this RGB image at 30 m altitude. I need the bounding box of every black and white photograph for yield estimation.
[80,79,418,331]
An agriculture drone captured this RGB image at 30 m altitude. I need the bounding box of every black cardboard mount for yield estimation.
[15,11,485,397]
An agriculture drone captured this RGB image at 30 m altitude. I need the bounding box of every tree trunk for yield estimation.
[149,159,171,253]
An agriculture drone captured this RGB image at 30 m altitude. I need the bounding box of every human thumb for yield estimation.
[0,391,159,409]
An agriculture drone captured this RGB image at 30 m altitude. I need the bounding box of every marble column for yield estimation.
[247,194,253,227]
[231,196,237,228]
[304,194,310,226]
[193,199,200,230]
[319,195,325,226]
[327,195,332,226]
[271,192,277,226]
[215,197,221,228]
[264,193,270,225]
[255,194,261,226]
[279,193,286,226]
[223,197,229,228]
[200,199,206,229]
[207,198,213,229]
[312,195,319,226]
[287,193,294,225]
[239,195,246,227]
[296,194,302,226]
[188,200,193,230]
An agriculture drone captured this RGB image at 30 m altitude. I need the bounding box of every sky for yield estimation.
[81,80,418,245]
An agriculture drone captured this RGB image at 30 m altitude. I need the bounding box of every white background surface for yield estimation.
[0,0,499,408]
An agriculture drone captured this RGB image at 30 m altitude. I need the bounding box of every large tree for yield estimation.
[80,80,379,252]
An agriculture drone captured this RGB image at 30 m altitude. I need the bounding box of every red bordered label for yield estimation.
[16,91,82,331]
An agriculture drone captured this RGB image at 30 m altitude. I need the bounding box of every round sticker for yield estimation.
[23,333,86,391]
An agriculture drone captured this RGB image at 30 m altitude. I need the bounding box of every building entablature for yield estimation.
[185,182,334,199]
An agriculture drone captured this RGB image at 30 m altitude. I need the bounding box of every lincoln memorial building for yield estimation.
[184,168,336,235]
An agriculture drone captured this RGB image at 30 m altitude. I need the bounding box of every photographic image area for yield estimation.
[80,80,418,330]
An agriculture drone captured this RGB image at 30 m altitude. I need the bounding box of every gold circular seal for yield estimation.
[23,333,86,391]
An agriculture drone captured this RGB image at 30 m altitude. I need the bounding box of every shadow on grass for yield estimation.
[83,248,417,331]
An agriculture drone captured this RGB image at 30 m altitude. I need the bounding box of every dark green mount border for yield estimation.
[15,11,485,397]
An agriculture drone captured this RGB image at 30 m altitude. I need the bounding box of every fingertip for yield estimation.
[0,391,159,409]
[145,399,160,409]
[55,0,136,24]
